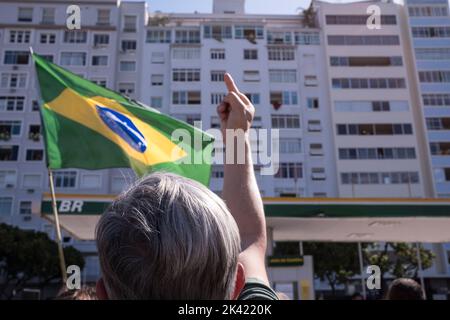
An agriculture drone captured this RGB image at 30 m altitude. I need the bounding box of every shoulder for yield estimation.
[237,278,279,300]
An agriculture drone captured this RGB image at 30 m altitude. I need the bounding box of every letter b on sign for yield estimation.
[366,265,381,290]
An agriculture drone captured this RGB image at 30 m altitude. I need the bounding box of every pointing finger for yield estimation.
[224,73,240,94]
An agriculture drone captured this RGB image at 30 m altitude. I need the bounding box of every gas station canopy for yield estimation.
[41,194,450,243]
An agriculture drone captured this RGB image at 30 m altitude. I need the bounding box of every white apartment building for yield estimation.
[0,0,449,298]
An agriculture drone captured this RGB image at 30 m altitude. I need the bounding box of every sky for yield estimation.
[135,0,322,15]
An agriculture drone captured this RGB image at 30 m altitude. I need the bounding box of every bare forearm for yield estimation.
[223,137,266,251]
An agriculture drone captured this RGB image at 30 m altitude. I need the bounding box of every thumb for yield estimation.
[224,73,240,93]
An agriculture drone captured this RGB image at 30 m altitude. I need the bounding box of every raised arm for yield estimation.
[217,73,269,285]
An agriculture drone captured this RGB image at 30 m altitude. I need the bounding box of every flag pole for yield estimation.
[48,168,67,283]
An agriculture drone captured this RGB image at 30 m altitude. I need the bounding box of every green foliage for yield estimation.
[303,242,360,295]
[365,242,434,279]
[0,223,84,299]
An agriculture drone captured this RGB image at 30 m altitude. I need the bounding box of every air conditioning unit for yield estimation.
[23,215,32,222]
[12,65,19,70]
[6,183,14,188]
[27,188,35,194]
[10,89,17,93]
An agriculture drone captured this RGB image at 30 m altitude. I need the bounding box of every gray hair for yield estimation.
[96,172,241,299]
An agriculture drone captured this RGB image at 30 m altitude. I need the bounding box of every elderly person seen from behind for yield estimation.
[95,73,277,300]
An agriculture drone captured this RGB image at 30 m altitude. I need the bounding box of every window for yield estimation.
[0,197,13,216]
[408,6,448,17]
[9,30,31,43]
[308,120,322,132]
[147,30,171,43]
[335,100,408,112]
[419,71,450,83]
[123,15,137,32]
[28,125,41,141]
[118,83,135,96]
[445,168,450,181]
[270,92,298,107]
[372,101,390,112]
[430,142,450,156]
[119,61,136,72]
[235,25,264,40]
[211,49,225,60]
[173,69,201,82]
[311,168,326,181]
[121,40,137,52]
[307,98,319,110]
[426,118,450,130]
[416,48,450,60]
[1,74,27,89]
[151,52,164,63]
[412,27,450,38]
[63,31,87,43]
[328,35,400,46]
[332,78,405,89]
[92,55,108,66]
[18,7,33,22]
[245,93,260,105]
[243,71,260,82]
[175,29,201,44]
[267,31,292,45]
[97,9,110,26]
[280,138,302,153]
[26,149,43,161]
[0,121,21,137]
[204,25,232,40]
[337,123,413,135]
[0,171,16,188]
[326,15,396,25]
[172,91,201,105]
[330,56,403,67]
[19,201,32,215]
[268,47,295,61]
[295,32,320,45]
[339,148,416,160]
[271,115,300,129]
[173,48,200,60]
[341,172,419,185]
[60,52,86,66]
[310,143,323,156]
[53,171,77,188]
[40,55,54,63]
[211,93,226,105]
[304,75,318,87]
[0,97,25,112]
[41,8,55,24]
[40,33,56,44]
[211,71,225,82]
[91,78,107,88]
[32,100,39,111]
[275,163,303,179]
[244,49,258,60]
[4,51,29,65]
[151,74,163,86]
[0,146,19,161]
[93,34,109,47]
[150,97,163,109]
[269,69,297,83]
[211,166,224,179]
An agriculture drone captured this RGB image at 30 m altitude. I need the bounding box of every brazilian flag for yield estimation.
[32,53,214,185]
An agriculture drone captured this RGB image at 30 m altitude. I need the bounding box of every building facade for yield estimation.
[0,0,449,298]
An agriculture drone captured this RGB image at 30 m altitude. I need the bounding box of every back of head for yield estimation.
[386,278,424,300]
[96,172,241,299]
[55,286,97,300]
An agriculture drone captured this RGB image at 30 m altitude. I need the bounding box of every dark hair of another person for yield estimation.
[386,278,424,300]
[55,286,97,300]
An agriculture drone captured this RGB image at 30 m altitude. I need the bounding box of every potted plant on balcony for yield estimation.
[0,131,11,141]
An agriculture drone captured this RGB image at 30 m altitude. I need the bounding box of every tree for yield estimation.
[301,3,318,28]
[0,223,85,300]
[364,242,434,292]
[303,242,360,297]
